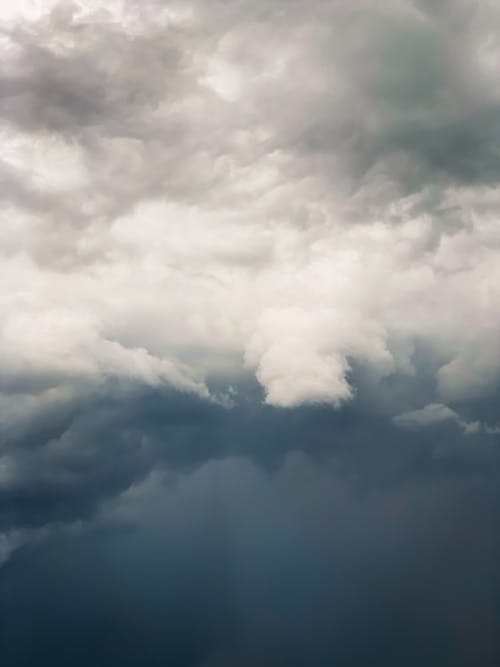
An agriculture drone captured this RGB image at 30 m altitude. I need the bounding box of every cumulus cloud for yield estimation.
[1,0,500,561]
[1,0,500,417]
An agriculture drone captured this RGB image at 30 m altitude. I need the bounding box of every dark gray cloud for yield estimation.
[1,369,499,536]
[1,447,500,667]
[0,368,500,665]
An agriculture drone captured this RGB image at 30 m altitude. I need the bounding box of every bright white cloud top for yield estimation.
[2,0,500,420]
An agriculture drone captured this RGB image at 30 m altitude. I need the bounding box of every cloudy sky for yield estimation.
[1,0,500,664]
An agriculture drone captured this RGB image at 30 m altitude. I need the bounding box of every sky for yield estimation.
[1,0,500,665]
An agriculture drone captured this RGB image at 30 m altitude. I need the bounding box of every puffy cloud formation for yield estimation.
[1,0,500,415]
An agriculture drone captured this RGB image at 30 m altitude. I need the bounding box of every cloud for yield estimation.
[245,306,393,407]
[2,3,500,663]
[2,451,500,667]
[394,402,500,436]
[1,0,500,577]
[394,402,462,428]
[1,0,500,414]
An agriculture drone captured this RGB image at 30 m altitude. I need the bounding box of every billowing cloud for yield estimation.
[1,0,500,415]
[2,3,500,663]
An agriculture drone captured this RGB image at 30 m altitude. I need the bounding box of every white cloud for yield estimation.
[2,0,500,416]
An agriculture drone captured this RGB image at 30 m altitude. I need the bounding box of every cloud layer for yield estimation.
[2,2,500,664]
[2,0,500,414]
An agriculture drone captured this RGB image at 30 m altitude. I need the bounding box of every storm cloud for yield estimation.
[1,0,500,665]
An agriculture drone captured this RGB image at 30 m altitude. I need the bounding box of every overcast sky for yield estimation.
[1,1,500,665]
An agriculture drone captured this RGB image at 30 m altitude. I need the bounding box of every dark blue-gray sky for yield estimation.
[1,1,500,665]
